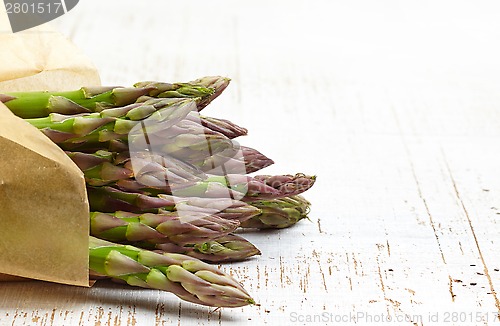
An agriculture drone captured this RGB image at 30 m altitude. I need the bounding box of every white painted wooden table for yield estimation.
[1,0,500,325]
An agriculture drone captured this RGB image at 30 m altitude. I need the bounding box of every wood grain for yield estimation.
[1,0,500,325]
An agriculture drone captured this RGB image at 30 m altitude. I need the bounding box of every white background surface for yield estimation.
[2,0,500,325]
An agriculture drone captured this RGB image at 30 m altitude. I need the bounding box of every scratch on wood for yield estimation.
[345,252,353,290]
[312,250,328,292]
[317,218,323,234]
[444,156,500,313]
[78,311,85,326]
[96,307,104,326]
[107,309,113,326]
[256,265,261,289]
[155,303,164,326]
[177,302,181,326]
[458,241,464,255]
[411,163,447,264]
[352,253,359,276]
[386,239,391,257]
[115,305,123,326]
[127,305,137,326]
[376,256,391,317]
[264,265,269,288]
[405,288,421,305]
[448,276,456,302]
[299,263,310,293]
[279,256,285,288]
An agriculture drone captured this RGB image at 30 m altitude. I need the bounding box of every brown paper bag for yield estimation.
[0,104,90,286]
[0,4,101,286]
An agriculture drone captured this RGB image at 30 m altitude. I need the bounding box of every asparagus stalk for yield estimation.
[90,211,240,245]
[134,76,230,110]
[171,174,316,201]
[89,236,253,307]
[67,150,206,187]
[107,173,315,202]
[157,196,261,223]
[24,98,194,147]
[87,186,261,222]
[195,146,274,175]
[88,172,315,208]
[68,146,273,189]
[246,174,316,201]
[137,115,239,164]
[197,116,247,139]
[152,234,261,263]
[240,195,311,229]
[25,98,241,164]
[1,76,230,118]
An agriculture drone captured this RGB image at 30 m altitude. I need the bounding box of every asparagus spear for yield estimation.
[90,211,240,245]
[152,234,261,263]
[24,98,193,146]
[135,114,239,163]
[87,171,315,210]
[68,146,273,188]
[195,146,274,174]
[246,174,317,201]
[157,196,261,223]
[1,76,230,118]
[26,98,241,164]
[171,174,316,201]
[87,186,261,222]
[67,150,206,187]
[89,236,253,307]
[240,195,311,229]
[134,76,230,110]
[107,173,315,202]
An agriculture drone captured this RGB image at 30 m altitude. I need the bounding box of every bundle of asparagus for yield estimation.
[1,76,315,308]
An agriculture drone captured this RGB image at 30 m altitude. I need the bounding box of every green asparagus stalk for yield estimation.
[1,76,230,118]
[151,234,261,263]
[240,195,311,229]
[157,196,262,223]
[90,211,240,245]
[191,114,247,139]
[134,76,230,110]
[68,146,273,188]
[67,150,206,187]
[95,172,315,206]
[171,174,316,201]
[87,186,261,222]
[25,98,240,164]
[89,236,253,307]
[25,98,196,147]
[66,150,133,186]
[195,146,274,174]
[137,116,239,164]
[107,173,315,202]
[246,174,317,201]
